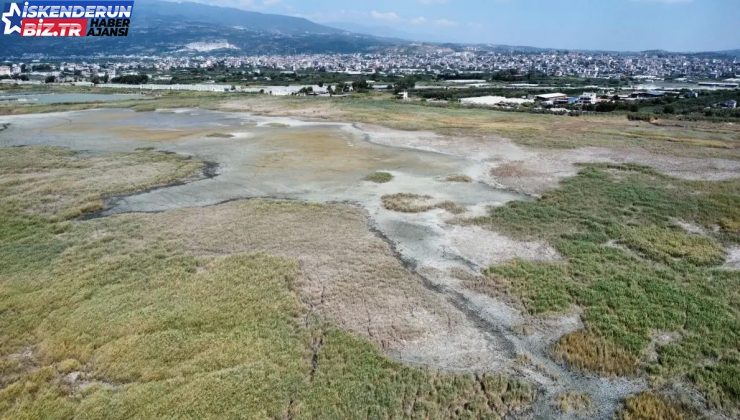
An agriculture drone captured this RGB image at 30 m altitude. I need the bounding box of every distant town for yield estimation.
[3,49,739,81]
[2,49,738,118]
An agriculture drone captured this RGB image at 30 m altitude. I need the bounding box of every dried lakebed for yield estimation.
[4,108,737,418]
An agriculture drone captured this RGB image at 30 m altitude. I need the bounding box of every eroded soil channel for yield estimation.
[6,108,738,418]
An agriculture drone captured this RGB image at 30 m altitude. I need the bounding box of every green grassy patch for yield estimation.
[621,225,725,266]
[364,171,394,183]
[205,132,235,138]
[299,329,534,418]
[472,164,739,411]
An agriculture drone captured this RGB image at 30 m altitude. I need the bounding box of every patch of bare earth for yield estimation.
[642,331,681,364]
[220,97,337,121]
[673,219,707,235]
[445,225,561,268]
[484,146,740,196]
[0,347,37,389]
[724,246,740,270]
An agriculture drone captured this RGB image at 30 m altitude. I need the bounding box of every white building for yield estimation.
[577,92,598,105]
[460,96,533,107]
[0,66,10,76]
[535,93,568,101]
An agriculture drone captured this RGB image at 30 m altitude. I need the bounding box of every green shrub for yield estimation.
[364,171,393,183]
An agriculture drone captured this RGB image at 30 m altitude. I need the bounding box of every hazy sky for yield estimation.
[176,0,740,51]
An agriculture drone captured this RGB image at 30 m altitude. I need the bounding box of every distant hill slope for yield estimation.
[0,1,735,59]
[138,1,343,35]
[0,0,392,58]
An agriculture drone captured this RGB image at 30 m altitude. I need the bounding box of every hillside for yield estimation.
[0,1,392,57]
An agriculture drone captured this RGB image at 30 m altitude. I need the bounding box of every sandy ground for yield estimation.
[446,225,561,267]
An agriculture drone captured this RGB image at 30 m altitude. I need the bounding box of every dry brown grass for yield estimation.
[0,146,203,219]
[445,174,473,183]
[205,132,235,138]
[382,193,438,213]
[381,193,465,214]
[220,96,740,160]
[0,90,228,116]
[437,200,466,214]
[616,393,687,420]
[552,330,639,376]
[554,392,593,414]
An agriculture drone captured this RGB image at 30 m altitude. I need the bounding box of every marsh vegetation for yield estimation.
[472,164,739,412]
[1,91,738,418]
[382,193,465,214]
[364,171,393,183]
[0,146,535,418]
[445,174,473,183]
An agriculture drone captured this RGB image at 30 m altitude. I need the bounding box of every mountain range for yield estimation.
[0,1,737,59]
